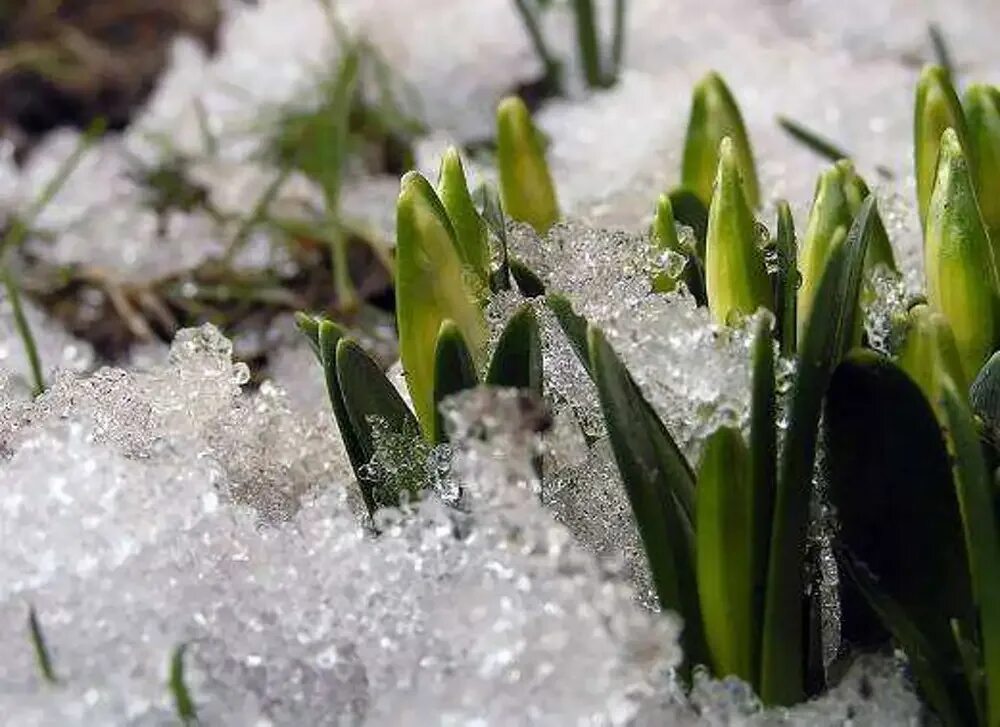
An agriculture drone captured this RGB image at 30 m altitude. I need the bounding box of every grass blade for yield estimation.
[509,258,546,297]
[929,23,955,82]
[3,267,44,396]
[914,65,970,228]
[169,644,198,725]
[28,606,57,684]
[572,0,604,88]
[433,320,480,443]
[437,147,491,291]
[486,304,543,394]
[512,0,563,95]
[777,116,850,163]
[759,195,876,705]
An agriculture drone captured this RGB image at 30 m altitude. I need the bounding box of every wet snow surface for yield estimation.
[3,0,990,722]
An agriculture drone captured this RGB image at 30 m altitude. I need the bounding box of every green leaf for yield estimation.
[776,116,851,163]
[837,549,975,727]
[915,65,971,228]
[963,84,1000,268]
[308,319,379,515]
[924,128,998,383]
[294,311,321,356]
[705,137,773,325]
[697,426,756,683]
[497,96,560,234]
[587,326,707,672]
[169,644,198,725]
[748,314,777,685]
[337,337,423,508]
[437,147,491,291]
[486,304,543,394]
[432,320,480,443]
[759,195,877,706]
[928,23,956,84]
[682,72,760,208]
[668,187,709,259]
[897,303,968,419]
[396,171,488,436]
[477,182,511,292]
[797,164,853,344]
[509,257,546,297]
[651,193,706,302]
[941,379,1000,727]
[28,606,57,684]
[824,351,974,668]
[774,201,798,357]
[837,160,896,273]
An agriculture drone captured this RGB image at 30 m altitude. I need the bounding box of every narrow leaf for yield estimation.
[697,426,756,682]
[705,137,773,325]
[477,182,511,291]
[838,160,897,272]
[759,195,877,705]
[915,65,970,228]
[970,351,1000,440]
[963,84,1000,267]
[668,187,709,258]
[510,258,546,297]
[774,201,798,356]
[797,164,852,344]
[337,338,423,508]
[486,304,543,394]
[897,303,968,419]
[497,96,560,233]
[682,72,760,208]
[28,606,57,684]
[437,147,491,290]
[748,314,777,684]
[929,23,956,83]
[777,116,850,163]
[924,128,997,383]
[396,171,488,435]
[432,320,480,443]
[588,326,707,671]
[169,644,198,725]
[545,293,592,376]
[941,380,1000,727]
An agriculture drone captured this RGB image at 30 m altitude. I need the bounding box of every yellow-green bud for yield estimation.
[496,96,560,234]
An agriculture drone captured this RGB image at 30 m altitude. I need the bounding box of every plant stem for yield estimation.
[222,167,292,265]
[3,267,44,396]
[572,0,604,89]
[28,606,58,684]
[609,0,627,83]
[928,23,955,82]
[1,117,105,258]
[512,0,563,94]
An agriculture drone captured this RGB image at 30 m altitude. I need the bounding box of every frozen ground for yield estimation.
[0,0,978,722]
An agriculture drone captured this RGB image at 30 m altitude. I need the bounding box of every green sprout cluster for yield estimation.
[291,61,1000,727]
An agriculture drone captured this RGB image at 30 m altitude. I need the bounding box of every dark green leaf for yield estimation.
[28,606,57,684]
[941,381,1000,726]
[336,337,423,508]
[774,201,798,356]
[824,351,973,665]
[169,644,197,725]
[837,549,974,727]
[587,326,706,672]
[433,320,480,443]
[929,23,956,83]
[510,257,546,297]
[314,321,375,515]
[748,315,777,688]
[759,195,877,705]
[668,187,709,260]
[486,304,543,394]
[294,312,321,357]
[777,116,851,163]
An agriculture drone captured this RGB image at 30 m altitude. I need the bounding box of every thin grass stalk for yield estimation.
[610,0,627,83]
[3,267,44,396]
[572,0,604,89]
[513,0,563,93]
